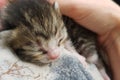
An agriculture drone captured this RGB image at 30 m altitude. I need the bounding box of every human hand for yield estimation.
[49,0,120,37]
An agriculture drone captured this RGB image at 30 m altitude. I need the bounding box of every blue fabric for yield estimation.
[50,55,94,80]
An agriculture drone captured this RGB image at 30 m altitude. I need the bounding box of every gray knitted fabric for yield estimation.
[50,55,94,80]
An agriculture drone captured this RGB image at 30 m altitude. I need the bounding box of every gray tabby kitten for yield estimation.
[0,0,110,80]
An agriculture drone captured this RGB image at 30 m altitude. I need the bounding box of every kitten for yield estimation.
[0,0,110,79]
[0,0,67,63]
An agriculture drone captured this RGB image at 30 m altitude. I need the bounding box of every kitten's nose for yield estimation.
[47,49,60,60]
[47,53,59,60]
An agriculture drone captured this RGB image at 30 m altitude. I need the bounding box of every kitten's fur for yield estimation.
[0,0,111,79]
[1,0,68,63]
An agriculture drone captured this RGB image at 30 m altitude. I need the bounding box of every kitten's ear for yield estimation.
[53,1,61,14]
[0,11,16,32]
[0,21,16,32]
[0,19,16,32]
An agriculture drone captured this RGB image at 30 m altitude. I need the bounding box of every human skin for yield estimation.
[0,0,7,8]
[1,0,120,80]
[48,0,120,80]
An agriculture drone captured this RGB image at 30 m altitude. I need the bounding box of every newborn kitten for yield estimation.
[0,0,110,80]
[0,0,67,63]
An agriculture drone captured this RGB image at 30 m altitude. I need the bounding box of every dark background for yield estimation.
[114,0,120,5]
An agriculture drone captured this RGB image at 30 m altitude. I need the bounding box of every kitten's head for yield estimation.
[0,0,68,63]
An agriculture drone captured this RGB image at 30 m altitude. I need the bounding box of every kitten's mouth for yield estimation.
[39,56,57,64]
[31,52,60,64]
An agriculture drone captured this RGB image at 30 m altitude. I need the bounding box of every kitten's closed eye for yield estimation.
[58,34,68,47]
[38,49,47,54]
[58,38,63,46]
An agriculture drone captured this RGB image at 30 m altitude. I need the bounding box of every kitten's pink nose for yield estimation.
[47,53,59,60]
[47,49,60,60]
